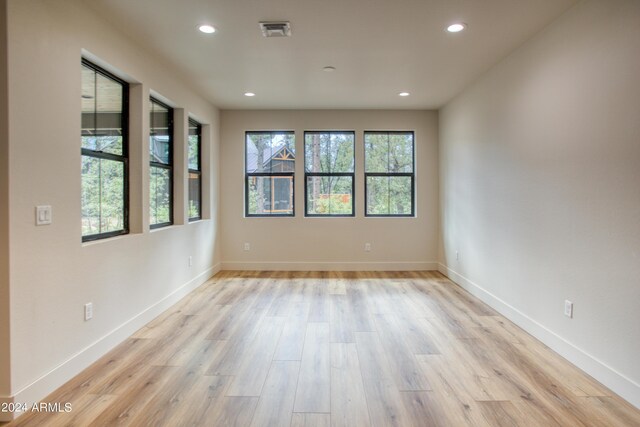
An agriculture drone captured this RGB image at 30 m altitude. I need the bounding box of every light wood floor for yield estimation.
[6,271,640,426]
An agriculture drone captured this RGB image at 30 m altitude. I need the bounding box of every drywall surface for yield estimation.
[439,0,640,407]
[220,110,438,270]
[6,0,220,406]
[0,0,11,401]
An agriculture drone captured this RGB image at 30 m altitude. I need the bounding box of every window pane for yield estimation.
[389,133,413,173]
[81,155,99,236]
[364,133,389,173]
[189,172,201,219]
[306,175,353,215]
[365,132,413,173]
[366,176,412,215]
[188,122,200,170]
[305,132,354,173]
[82,156,125,236]
[150,100,171,164]
[247,176,293,215]
[304,133,329,173]
[81,66,124,156]
[246,132,295,173]
[150,166,171,225]
[331,133,355,173]
[96,73,123,155]
[389,176,412,214]
[81,65,97,151]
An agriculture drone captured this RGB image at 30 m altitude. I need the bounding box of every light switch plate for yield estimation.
[36,205,52,225]
[564,300,573,318]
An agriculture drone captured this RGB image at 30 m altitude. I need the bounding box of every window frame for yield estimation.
[188,118,202,222]
[364,130,415,217]
[244,131,296,217]
[81,58,130,242]
[304,130,356,217]
[149,97,174,229]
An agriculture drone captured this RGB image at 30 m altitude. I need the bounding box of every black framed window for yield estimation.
[81,59,129,241]
[149,98,173,228]
[364,131,414,216]
[188,119,202,221]
[304,131,355,216]
[245,131,295,216]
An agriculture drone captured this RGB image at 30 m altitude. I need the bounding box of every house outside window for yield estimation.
[245,131,295,216]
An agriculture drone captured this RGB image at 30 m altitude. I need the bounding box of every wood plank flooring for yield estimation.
[5,271,640,426]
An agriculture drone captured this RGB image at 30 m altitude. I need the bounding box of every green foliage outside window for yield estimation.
[188,120,202,220]
[149,99,173,227]
[81,154,125,236]
[81,60,128,240]
[365,132,414,216]
[304,132,355,216]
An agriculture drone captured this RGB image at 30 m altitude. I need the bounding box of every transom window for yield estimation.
[245,131,295,216]
[81,59,129,241]
[364,131,415,216]
[188,119,202,221]
[149,98,173,228]
[304,131,355,216]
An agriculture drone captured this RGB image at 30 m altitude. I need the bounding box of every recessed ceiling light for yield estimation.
[323,66,336,72]
[198,24,216,34]
[244,92,256,97]
[446,23,466,33]
[398,92,410,97]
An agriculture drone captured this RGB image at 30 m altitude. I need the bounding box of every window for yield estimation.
[188,119,202,221]
[364,131,414,216]
[149,98,173,228]
[81,59,129,241]
[245,131,295,216]
[304,131,355,216]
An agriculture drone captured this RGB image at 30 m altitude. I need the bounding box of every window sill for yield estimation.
[364,215,417,219]
[150,224,179,233]
[82,233,131,247]
[188,218,209,224]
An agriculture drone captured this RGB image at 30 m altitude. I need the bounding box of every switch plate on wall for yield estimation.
[364,243,371,252]
[84,303,93,321]
[244,243,250,251]
[36,205,52,225]
[564,300,573,318]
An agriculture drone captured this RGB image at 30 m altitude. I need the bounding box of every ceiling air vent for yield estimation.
[259,21,291,37]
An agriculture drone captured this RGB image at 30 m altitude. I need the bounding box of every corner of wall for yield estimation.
[0,0,13,406]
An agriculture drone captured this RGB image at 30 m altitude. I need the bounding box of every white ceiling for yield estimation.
[84,0,577,110]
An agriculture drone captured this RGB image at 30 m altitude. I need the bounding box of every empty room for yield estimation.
[1,0,639,425]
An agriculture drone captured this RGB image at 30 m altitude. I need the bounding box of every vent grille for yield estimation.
[259,21,292,37]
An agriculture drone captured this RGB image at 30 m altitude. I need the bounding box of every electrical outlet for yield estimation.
[243,243,250,251]
[564,300,573,318]
[364,243,371,252]
[188,256,193,267]
[84,303,93,321]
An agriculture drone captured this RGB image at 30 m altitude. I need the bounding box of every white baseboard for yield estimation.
[438,263,640,409]
[221,261,439,271]
[7,263,220,420]
[0,395,14,422]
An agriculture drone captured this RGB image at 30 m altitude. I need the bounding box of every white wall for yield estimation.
[4,0,220,415]
[0,0,11,403]
[439,0,640,408]
[220,110,439,270]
